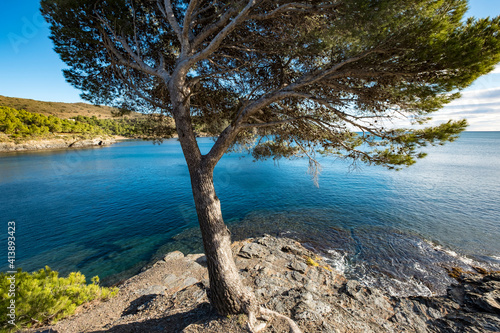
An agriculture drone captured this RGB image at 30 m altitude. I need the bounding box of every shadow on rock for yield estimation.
[89,302,218,333]
[121,294,158,317]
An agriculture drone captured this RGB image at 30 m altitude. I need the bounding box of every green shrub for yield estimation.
[0,267,118,332]
[0,106,106,138]
[0,105,172,140]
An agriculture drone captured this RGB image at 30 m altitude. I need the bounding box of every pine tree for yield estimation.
[41,1,500,330]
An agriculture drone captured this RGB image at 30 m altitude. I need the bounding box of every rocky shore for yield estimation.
[0,137,117,153]
[26,236,500,333]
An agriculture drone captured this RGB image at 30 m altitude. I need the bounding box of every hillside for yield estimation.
[0,95,138,119]
[0,96,208,153]
[0,103,176,152]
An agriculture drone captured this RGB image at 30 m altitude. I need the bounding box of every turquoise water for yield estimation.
[1,132,499,295]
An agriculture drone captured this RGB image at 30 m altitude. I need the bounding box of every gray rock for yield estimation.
[182,277,200,288]
[288,270,306,283]
[191,289,207,303]
[135,285,166,296]
[164,274,178,285]
[265,254,278,263]
[482,291,500,314]
[195,255,207,267]
[466,287,500,314]
[306,267,320,281]
[255,287,269,298]
[288,261,308,274]
[186,253,206,263]
[320,321,339,333]
[281,244,306,256]
[293,301,322,321]
[186,261,205,270]
[304,281,318,293]
[255,277,268,288]
[344,280,363,299]
[238,242,269,259]
[164,251,184,261]
[314,300,332,315]
[137,300,152,311]
[201,279,210,288]
[41,235,500,333]
[163,273,200,293]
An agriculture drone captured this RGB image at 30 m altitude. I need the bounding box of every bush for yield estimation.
[0,105,172,140]
[0,106,106,138]
[0,267,118,332]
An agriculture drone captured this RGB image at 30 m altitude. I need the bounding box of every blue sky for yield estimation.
[1,0,499,130]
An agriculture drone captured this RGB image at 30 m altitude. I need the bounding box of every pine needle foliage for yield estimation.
[40,0,500,171]
[0,267,118,332]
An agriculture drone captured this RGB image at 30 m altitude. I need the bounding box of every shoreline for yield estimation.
[0,134,212,153]
[26,235,500,333]
[0,136,119,153]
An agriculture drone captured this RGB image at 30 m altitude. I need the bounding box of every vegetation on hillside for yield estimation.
[0,267,118,332]
[0,106,176,142]
[0,106,105,138]
[71,115,152,137]
[0,95,128,119]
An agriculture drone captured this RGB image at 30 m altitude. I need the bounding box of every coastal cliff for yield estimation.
[27,236,500,333]
[0,137,117,153]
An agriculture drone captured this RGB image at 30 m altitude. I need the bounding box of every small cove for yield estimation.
[1,132,499,295]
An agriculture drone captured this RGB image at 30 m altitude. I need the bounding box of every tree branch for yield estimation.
[250,2,340,20]
[241,117,301,128]
[198,26,390,170]
[294,93,394,139]
[188,62,247,87]
[115,69,168,110]
[226,49,384,132]
[158,0,186,51]
[202,89,304,169]
[192,2,216,18]
[130,1,141,56]
[191,6,238,50]
[190,0,256,64]
[101,32,158,77]
[95,13,169,80]
[182,0,199,43]
[288,49,383,90]
[164,0,182,38]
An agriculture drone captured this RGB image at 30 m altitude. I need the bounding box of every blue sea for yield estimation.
[1,132,499,296]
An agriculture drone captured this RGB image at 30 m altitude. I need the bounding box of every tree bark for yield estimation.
[168,75,255,316]
[189,166,256,315]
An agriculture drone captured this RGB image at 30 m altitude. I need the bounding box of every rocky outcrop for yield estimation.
[0,137,116,152]
[28,236,500,333]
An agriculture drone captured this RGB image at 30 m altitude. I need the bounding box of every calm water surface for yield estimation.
[1,132,499,295]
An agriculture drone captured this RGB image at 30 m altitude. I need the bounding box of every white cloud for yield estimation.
[385,87,500,131]
[491,65,500,74]
[428,87,500,131]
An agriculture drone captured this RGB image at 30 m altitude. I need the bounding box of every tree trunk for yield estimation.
[168,74,254,316]
[189,166,256,315]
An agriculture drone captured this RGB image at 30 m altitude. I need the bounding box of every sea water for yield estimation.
[1,132,499,295]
